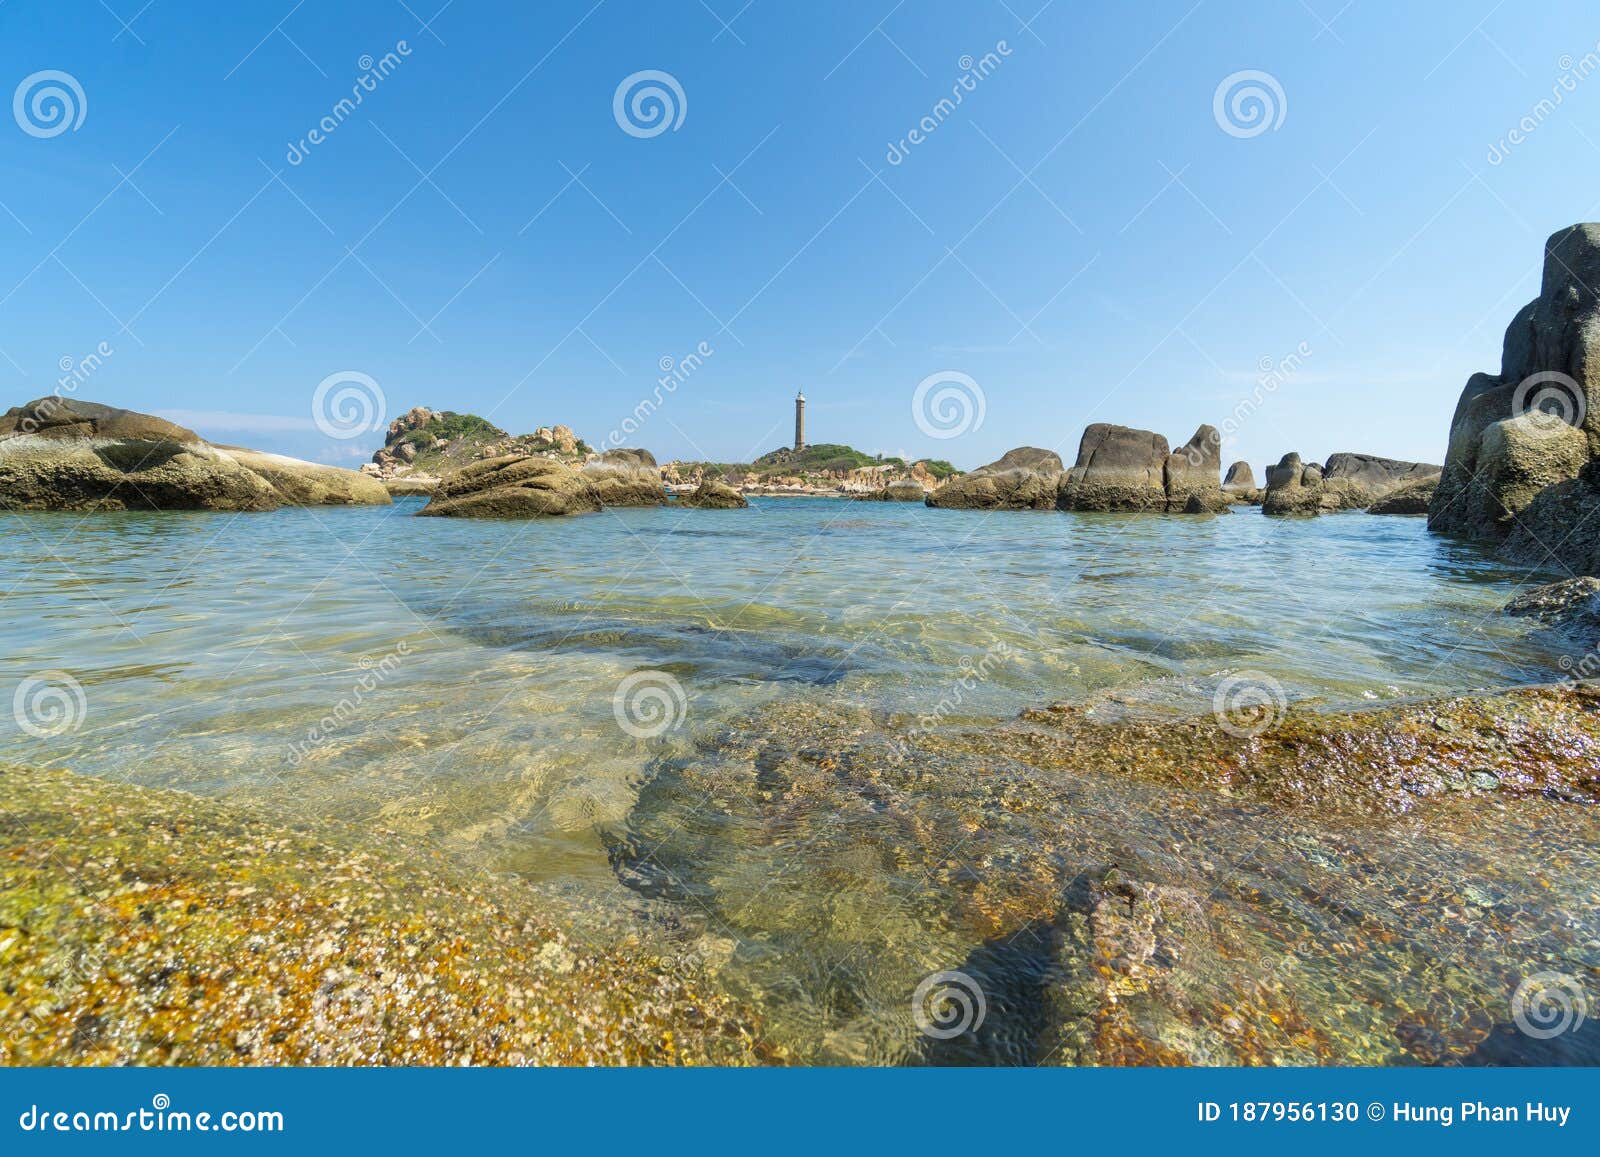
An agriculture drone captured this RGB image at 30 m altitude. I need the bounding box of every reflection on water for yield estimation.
[0,498,1586,1063]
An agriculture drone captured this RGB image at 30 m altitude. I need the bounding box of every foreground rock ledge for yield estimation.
[0,766,763,1066]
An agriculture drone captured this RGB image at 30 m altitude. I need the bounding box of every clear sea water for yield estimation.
[2,498,1590,1063]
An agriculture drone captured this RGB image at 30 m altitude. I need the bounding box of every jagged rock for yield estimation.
[1366,476,1437,515]
[1163,425,1229,513]
[0,398,382,511]
[856,479,927,502]
[678,479,749,509]
[1504,576,1600,628]
[1432,224,1600,541]
[581,449,666,507]
[416,454,601,518]
[926,447,1062,510]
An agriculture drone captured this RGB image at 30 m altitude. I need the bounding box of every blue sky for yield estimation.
[2,1,1598,473]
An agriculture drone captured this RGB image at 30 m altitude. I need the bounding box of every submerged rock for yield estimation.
[1431,224,1600,545]
[0,765,763,1066]
[416,454,601,518]
[1504,576,1600,634]
[926,447,1062,510]
[678,479,749,509]
[856,479,927,502]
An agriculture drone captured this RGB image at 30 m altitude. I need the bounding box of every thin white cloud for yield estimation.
[156,410,318,433]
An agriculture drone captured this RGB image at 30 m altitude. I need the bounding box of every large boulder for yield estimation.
[1431,224,1600,540]
[581,448,666,507]
[926,447,1062,510]
[416,454,602,518]
[0,398,279,511]
[1321,453,1441,509]
[1056,425,1166,511]
[1056,424,1227,513]
[1222,461,1256,490]
[678,479,749,509]
[214,446,390,506]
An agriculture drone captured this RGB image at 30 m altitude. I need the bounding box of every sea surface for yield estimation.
[2,497,1591,1063]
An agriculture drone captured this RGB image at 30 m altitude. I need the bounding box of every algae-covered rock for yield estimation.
[416,454,602,518]
[0,766,763,1066]
[581,449,667,507]
[678,480,749,509]
[927,447,1062,510]
[215,446,391,506]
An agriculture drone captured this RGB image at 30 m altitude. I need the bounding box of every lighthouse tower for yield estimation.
[794,390,806,453]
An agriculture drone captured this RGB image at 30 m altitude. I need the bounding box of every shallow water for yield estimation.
[1,498,1589,1063]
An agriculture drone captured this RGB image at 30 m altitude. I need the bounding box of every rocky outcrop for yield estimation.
[1055,424,1227,513]
[1223,461,1256,491]
[371,407,590,482]
[1261,453,1325,516]
[1504,576,1600,636]
[678,479,749,509]
[581,448,666,507]
[855,479,927,501]
[1263,451,1438,516]
[0,398,385,511]
[1431,224,1600,543]
[1320,453,1441,510]
[926,446,1062,510]
[1366,476,1437,515]
[416,455,602,518]
[214,446,391,506]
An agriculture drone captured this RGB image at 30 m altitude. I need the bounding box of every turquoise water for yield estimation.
[0,498,1586,1062]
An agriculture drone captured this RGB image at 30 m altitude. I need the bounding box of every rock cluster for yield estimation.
[1056,424,1229,513]
[855,479,928,502]
[1263,451,1440,516]
[678,479,749,509]
[0,398,387,511]
[926,446,1062,510]
[1430,224,1600,565]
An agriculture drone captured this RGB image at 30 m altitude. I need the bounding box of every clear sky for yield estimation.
[3,1,1599,474]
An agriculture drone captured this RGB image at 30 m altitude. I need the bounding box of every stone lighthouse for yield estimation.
[793,390,806,453]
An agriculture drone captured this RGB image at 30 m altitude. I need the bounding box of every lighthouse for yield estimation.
[794,390,806,453]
